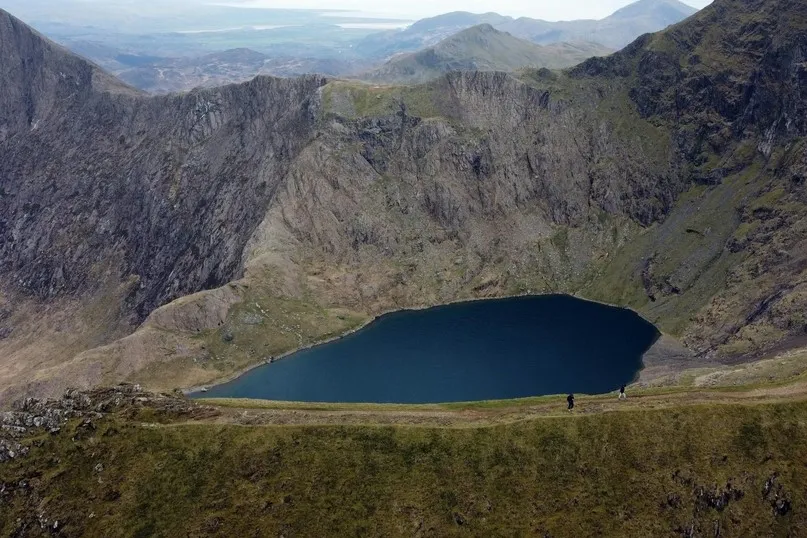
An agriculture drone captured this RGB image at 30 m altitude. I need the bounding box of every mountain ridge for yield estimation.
[361,24,612,84]
[497,0,696,48]
[0,0,805,403]
[0,8,140,137]
[357,0,699,58]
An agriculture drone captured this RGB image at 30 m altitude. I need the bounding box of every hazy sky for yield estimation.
[214,0,713,21]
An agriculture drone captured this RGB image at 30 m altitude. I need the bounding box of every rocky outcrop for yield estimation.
[574,0,807,152]
[0,384,216,462]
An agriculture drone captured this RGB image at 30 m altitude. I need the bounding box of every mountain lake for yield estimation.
[192,295,660,404]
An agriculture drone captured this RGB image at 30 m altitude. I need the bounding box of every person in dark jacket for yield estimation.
[567,393,575,411]
[619,384,627,400]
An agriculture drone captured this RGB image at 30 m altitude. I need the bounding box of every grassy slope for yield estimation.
[1,400,805,537]
[128,281,368,393]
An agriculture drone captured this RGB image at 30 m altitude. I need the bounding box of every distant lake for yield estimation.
[193,295,660,404]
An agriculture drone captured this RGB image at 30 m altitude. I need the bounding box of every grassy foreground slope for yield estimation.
[1,393,805,537]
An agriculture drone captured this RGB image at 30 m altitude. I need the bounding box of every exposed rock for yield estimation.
[0,8,327,319]
[762,473,792,516]
[762,473,778,498]
[0,438,28,462]
[773,498,792,516]
[1,384,218,463]
[693,482,744,513]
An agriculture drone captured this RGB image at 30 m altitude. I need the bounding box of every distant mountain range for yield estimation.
[362,25,612,84]
[498,0,698,48]
[10,0,701,93]
[355,0,697,58]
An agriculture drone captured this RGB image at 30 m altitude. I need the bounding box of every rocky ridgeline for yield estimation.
[0,384,217,463]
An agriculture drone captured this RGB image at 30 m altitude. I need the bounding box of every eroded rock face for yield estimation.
[576,0,807,154]
[1,77,327,319]
[1,8,328,319]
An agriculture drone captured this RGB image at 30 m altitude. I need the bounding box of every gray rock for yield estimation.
[0,438,28,463]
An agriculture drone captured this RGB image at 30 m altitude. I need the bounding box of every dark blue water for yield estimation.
[194,295,659,404]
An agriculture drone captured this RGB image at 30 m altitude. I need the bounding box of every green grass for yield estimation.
[549,227,569,255]
[321,80,442,120]
[2,402,805,537]
[124,276,370,392]
[750,187,786,211]
[580,155,776,338]
[196,292,367,383]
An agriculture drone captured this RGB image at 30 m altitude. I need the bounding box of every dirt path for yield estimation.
[185,380,807,428]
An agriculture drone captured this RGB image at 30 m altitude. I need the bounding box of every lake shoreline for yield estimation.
[184,292,663,400]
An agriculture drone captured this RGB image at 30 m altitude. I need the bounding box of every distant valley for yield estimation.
[115,49,362,95]
[5,0,699,92]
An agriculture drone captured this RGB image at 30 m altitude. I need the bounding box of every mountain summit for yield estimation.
[498,0,697,48]
[362,24,611,83]
[0,9,137,136]
[357,0,699,58]
[609,0,697,21]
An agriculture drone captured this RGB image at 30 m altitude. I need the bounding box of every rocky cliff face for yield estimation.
[1,8,327,319]
[574,0,807,357]
[0,0,805,402]
[579,0,807,151]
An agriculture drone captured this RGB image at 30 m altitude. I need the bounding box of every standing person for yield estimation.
[619,384,627,400]
[567,393,575,411]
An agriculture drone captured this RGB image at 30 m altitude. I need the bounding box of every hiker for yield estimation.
[618,384,627,400]
[567,393,575,411]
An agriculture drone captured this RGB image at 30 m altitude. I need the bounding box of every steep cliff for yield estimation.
[0,12,327,316]
[578,0,807,357]
[0,8,331,400]
[0,0,805,401]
